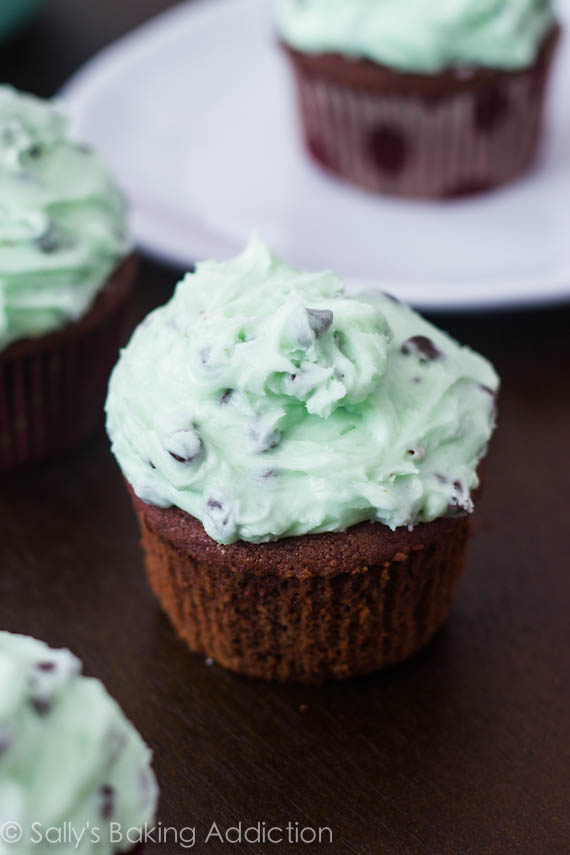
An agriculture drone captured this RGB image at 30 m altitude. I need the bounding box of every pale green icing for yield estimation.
[106,237,499,546]
[0,632,158,854]
[276,0,555,72]
[0,86,130,352]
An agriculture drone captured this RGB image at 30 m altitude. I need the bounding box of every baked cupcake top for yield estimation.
[276,0,555,72]
[0,86,130,352]
[106,238,499,545]
[0,632,158,853]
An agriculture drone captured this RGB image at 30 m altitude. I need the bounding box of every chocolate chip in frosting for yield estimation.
[99,785,116,820]
[306,308,333,338]
[35,221,62,254]
[444,502,469,519]
[407,446,426,462]
[36,660,56,672]
[0,728,13,756]
[220,389,234,406]
[247,424,281,453]
[164,428,203,464]
[205,497,236,540]
[401,336,443,362]
[31,697,52,716]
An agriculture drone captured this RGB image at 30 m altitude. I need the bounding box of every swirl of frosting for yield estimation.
[106,237,499,545]
[0,632,158,854]
[276,0,555,72]
[0,86,130,352]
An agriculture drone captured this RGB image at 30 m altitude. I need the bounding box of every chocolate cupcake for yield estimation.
[276,0,560,198]
[106,238,499,684]
[0,86,135,469]
[0,631,158,852]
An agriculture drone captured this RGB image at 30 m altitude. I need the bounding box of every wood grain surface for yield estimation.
[0,2,569,853]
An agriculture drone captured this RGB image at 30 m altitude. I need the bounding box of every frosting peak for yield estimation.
[0,86,130,352]
[106,238,499,545]
[276,0,555,72]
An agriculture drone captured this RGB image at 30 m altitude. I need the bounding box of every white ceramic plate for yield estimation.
[63,0,570,311]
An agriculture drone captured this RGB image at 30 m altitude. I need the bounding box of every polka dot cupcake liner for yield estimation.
[0,256,135,470]
[131,487,472,685]
[284,28,559,199]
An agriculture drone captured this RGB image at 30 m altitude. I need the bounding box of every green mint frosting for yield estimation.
[0,86,130,352]
[276,0,555,72]
[106,237,499,545]
[0,632,158,854]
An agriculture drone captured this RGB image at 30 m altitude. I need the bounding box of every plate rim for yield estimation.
[61,0,570,313]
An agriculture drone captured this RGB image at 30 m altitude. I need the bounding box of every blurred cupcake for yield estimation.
[106,237,499,684]
[0,631,158,852]
[276,0,560,198]
[0,86,135,470]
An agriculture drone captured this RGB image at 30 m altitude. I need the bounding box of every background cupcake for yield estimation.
[0,631,158,853]
[276,0,560,198]
[0,86,135,470]
[106,238,499,684]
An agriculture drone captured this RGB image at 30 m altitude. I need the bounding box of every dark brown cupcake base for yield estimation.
[0,255,136,470]
[283,26,560,199]
[131,490,471,684]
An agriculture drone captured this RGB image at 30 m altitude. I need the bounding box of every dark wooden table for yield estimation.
[1,3,569,853]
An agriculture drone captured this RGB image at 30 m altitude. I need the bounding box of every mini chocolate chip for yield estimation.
[35,221,62,254]
[107,729,126,762]
[407,446,426,461]
[149,461,156,469]
[479,384,496,399]
[453,480,462,492]
[434,473,448,484]
[382,291,402,304]
[0,729,13,756]
[445,503,469,519]
[369,126,408,176]
[401,336,443,362]
[31,697,52,716]
[220,389,233,405]
[36,661,56,672]
[100,785,116,820]
[28,144,43,158]
[207,499,223,510]
[261,468,277,479]
[168,442,202,464]
[474,86,510,135]
[306,308,333,338]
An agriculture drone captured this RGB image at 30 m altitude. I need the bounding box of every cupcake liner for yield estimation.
[0,256,135,470]
[284,28,559,198]
[131,490,472,684]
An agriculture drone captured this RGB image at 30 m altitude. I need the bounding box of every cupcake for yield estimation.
[0,86,135,470]
[276,0,560,198]
[106,237,499,684]
[0,631,158,853]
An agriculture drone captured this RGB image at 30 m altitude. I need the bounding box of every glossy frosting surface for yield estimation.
[106,238,499,545]
[0,631,158,854]
[276,0,555,71]
[0,86,129,352]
